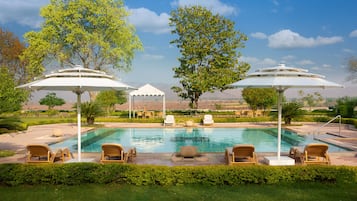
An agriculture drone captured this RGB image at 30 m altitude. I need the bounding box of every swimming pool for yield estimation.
[50,127,348,153]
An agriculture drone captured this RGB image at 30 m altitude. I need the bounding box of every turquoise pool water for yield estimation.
[50,127,348,153]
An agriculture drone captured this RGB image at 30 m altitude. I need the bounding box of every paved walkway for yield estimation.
[1,122,357,166]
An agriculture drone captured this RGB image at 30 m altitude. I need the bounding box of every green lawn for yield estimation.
[1,183,356,201]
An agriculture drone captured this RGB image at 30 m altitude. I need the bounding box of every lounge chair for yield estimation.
[225,144,258,165]
[290,143,331,165]
[100,143,136,163]
[25,144,72,163]
[203,114,214,125]
[171,146,207,162]
[164,115,175,126]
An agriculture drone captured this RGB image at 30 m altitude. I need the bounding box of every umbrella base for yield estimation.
[263,156,295,166]
[65,158,96,163]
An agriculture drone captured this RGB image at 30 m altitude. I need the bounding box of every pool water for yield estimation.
[50,127,348,153]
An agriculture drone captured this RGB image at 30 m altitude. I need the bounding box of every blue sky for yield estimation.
[1,0,357,97]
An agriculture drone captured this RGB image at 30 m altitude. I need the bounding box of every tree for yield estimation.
[335,96,357,118]
[0,29,28,114]
[0,28,28,84]
[346,56,357,82]
[169,6,250,109]
[22,0,143,78]
[0,67,28,114]
[39,93,66,110]
[241,88,277,115]
[96,90,127,115]
[298,90,324,111]
[80,101,103,125]
[282,102,304,125]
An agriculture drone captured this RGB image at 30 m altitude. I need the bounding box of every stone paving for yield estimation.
[1,122,356,166]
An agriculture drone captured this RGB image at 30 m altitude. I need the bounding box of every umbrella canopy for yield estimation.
[17,65,135,161]
[230,64,343,161]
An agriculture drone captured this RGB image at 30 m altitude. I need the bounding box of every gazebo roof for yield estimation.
[129,84,165,96]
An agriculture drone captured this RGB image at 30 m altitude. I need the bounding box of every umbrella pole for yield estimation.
[77,93,82,161]
[277,90,283,160]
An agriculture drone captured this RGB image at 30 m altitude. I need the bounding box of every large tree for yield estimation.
[0,67,27,113]
[169,6,250,109]
[242,88,277,114]
[95,90,127,115]
[39,92,66,110]
[0,28,27,83]
[0,28,28,113]
[22,0,143,78]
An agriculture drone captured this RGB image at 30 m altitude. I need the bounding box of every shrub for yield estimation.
[0,116,27,134]
[0,164,356,186]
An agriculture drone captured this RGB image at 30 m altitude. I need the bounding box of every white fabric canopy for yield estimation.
[230,64,343,161]
[129,84,166,118]
[18,66,135,161]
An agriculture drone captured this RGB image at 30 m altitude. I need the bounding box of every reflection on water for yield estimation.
[50,127,347,153]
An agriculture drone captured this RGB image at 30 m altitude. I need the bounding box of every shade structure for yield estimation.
[128,84,165,118]
[230,64,343,161]
[17,66,135,161]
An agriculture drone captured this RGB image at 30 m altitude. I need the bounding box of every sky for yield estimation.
[1,0,357,100]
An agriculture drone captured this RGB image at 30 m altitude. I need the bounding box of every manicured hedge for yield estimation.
[0,163,356,186]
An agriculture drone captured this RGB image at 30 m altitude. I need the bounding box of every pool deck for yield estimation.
[1,122,357,166]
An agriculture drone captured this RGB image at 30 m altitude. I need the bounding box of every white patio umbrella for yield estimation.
[230,64,343,163]
[17,65,135,161]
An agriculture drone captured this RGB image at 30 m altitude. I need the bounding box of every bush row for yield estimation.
[0,163,356,186]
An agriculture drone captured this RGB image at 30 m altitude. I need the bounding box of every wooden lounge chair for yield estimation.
[225,144,258,165]
[203,114,214,125]
[164,115,175,126]
[100,143,136,163]
[25,144,72,163]
[290,143,331,165]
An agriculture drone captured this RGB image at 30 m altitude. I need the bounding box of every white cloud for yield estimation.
[250,32,267,39]
[349,30,357,37]
[0,0,47,28]
[241,56,277,68]
[297,60,314,65]
[281,55,295,61]
[141,53,165,60]
[128,8,171,34]
[343,48,355,53]
[268,29,343,49]
[171,0,237,16]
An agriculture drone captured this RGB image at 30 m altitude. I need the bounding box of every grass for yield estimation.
[1,183,356,201]
[0,150,15,157]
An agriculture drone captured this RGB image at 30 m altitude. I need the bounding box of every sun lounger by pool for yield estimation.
[26,144,72,163]
[225,144,258,165]
[203,114,214,125]
[100,143,136,163]
[289,143,331,165]
[164,115,175,126]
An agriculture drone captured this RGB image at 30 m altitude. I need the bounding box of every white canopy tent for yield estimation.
[129,84,166,118]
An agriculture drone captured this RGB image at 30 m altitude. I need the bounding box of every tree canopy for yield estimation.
[22,0,143,78]
[169,6,250,109]
[96,90,127,115]
[0,28,28,113]
[242,88,277,112]
[0,67,28,114]
[0,28,27,84]
[39,92,66,110]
